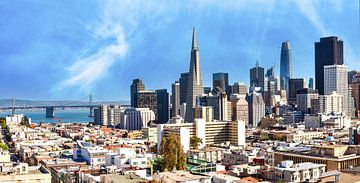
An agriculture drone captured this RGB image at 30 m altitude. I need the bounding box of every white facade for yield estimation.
[324,65,348,116]
[274,161,326,183]
[120,108,155,131]
[73,141,107,166]
[6,114,25,125]
[318,92,343,114]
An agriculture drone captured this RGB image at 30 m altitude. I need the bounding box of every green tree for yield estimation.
[0,142,9,150]
[0,118,6,129]
[20,116,30,127]
[160,133,186,171]
[190,136,202,149]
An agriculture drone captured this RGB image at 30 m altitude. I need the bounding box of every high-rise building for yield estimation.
[203,87,212,94]
[156,89,170,124]
[137,90,157,118]
[264,66,280,107]
[250,61,265,92]
[120,108,155,131]
[94,104,122,126]
[194,106,214,122]
[213,72,230,96]
[171,81,180,117]
[200,91,229,121]
[288,78,305,105]
[348,71,359,84]
[107,105,121,127]
[280,41,292,91]
[317,91,344,114]
[179,72,189,104]
[315,36,343,95]
[296,88,318,114]
[351,83,360,117]
[232,82,247,95]
[247,89,265,127]
[308,78,314,89]
[185,28,204,122]
[230,94,248,125]
[324,65,349,116]
[130,79,145,107]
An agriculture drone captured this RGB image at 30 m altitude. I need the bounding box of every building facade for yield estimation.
[315,36,343,95]
[280,41,292,91]
[130,78,145,107]
[185,28,204,122]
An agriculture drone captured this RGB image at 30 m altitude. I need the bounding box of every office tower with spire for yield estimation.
[130,79,145,107]
[250,61,265,92]
[280,41,292,91]
[185,28,204,122]
[315,36,343,95]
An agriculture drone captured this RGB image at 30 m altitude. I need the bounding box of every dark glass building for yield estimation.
[179,72,189,105]
[130,78,145,107]
[315,36,343,95]
[288,78,305,105]
[213,72,230,96]
[280,41,292,91]
[250,61,265,92]
[156,89,169,124]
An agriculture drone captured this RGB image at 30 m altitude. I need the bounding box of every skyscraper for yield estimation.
[308,78,314,89]
[288,78,306,105]
[179,72,189,105]
[250,61,265,92]
[213,72,230,96]
[130,79,145,107]
[137,90,157,117]
[280,41,292,91]
[315,36,344,95]
[247,89,265,128]
[324,65,349,116]
[171,81,180,117]
[156,89,170,124]
[232,82,248,95]
[296,88,318,114]
[185,28,204,122]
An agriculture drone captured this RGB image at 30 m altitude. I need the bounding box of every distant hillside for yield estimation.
[0,99,130,107]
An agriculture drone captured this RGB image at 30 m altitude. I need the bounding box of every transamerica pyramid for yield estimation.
[185,28,204,122]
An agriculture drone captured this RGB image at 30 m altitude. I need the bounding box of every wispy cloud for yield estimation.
[54,23,127,92]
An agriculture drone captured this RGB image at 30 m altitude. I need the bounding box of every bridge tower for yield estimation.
[45,107,55,118]
[11,98,15,115]
[89,94,94,117]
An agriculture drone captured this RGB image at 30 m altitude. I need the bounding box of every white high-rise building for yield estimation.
[120,108,155,131]
[318,92,343,114]
[324,65,349,115]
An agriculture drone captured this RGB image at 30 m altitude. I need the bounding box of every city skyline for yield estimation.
[1,1,359,101]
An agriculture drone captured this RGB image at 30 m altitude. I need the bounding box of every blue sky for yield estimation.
[0,0,359,102]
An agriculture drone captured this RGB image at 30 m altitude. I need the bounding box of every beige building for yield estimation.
[157,119,246,153]
[142,126,157,143]
[194,106,214,122]
[187,147,224,163]
[275,145,360,171]
[0,163,51,183]
[230,94,248,125]
[286,131,324,143]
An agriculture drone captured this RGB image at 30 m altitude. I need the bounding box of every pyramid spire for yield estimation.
[192,27,198,50]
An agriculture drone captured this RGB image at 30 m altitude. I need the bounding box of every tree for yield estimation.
[20,116,30,127]
[0,142,9,150]
[190,136,202,149]
[0,118,6,129]
[160,133,186,171]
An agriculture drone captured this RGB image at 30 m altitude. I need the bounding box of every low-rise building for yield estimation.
[286,131,323,143]
[187,147,224,163]
[73,141,108,166]
[274,160,326,183]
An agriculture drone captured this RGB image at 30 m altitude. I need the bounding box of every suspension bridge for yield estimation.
[0,95,119,118]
